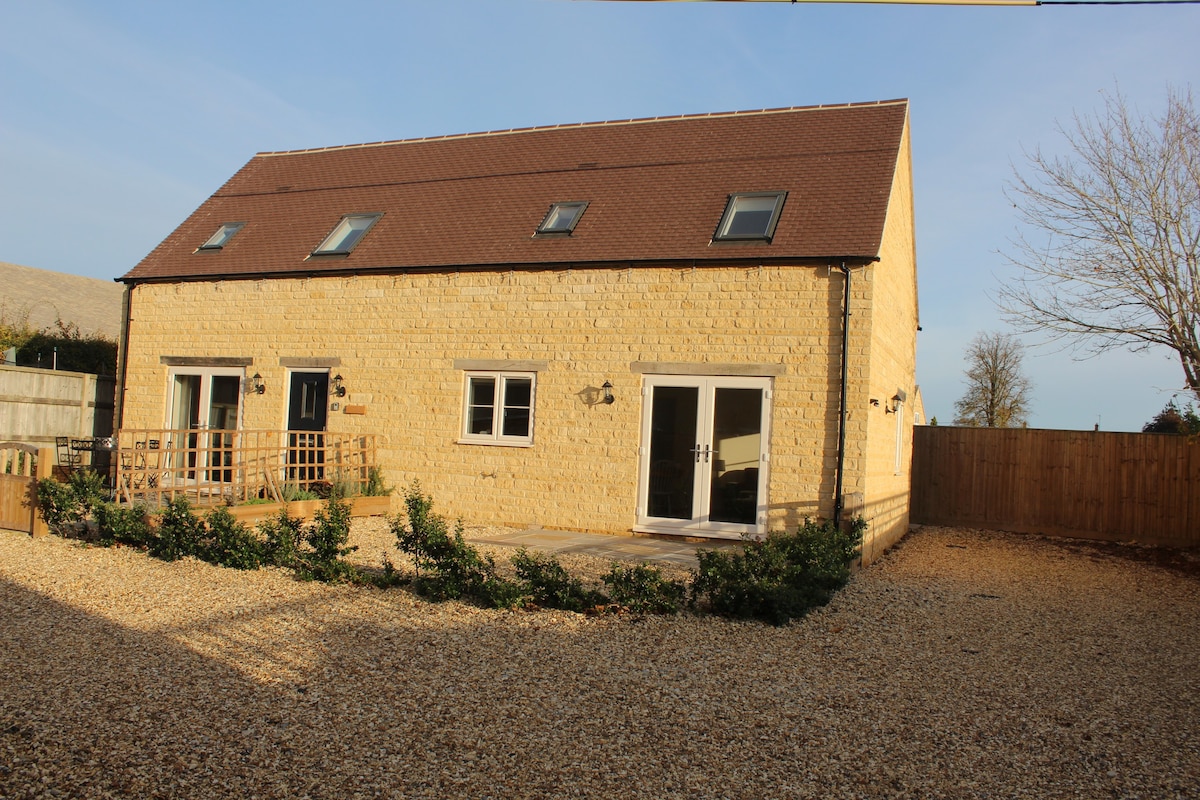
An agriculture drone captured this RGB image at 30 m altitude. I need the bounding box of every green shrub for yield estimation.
[201,507,265,570]
[35,471,107,534]
[690,517,864,626]
[326,468,359,500]
[296,496,359,583]
[365,553,408,589]
[392,481,521,606]
[363,466,393,497]
[513,549,607,612]
[150,497,205,562]
[280,483,321,502]
[94,502,152,548]
[603,562,685,615]
[259,509,304,569]
[35,477,83,532]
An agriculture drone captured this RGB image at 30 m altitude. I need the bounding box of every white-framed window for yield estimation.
[460,371,536,446]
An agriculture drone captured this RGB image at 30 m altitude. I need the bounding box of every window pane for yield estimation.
[725,195,778,237]
[200,222,243,249]
[501,377,532,438]
[301,381,317,421]
[470,377,495,406]
[502,407,530,438]
[504,377,531,407]
[469,406,494,435]
[316,215,378,253]
[545,205,577,231]
[537,202,587,234]
[468,377,496,435]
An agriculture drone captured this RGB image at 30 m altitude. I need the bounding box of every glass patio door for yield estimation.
[637,375,771,537]
[167,368,243,481]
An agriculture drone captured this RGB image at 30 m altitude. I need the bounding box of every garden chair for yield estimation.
[56,436,81,474]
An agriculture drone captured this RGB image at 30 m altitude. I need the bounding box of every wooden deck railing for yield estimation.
[112,429,379,509]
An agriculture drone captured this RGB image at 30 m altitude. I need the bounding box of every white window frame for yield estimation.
[165,367,246,432]
[459,371,537,447]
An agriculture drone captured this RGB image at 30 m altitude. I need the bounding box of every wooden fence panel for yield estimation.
[0,364,115,447]
[911,427,1198,547]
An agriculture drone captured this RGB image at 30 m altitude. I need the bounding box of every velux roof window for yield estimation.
[312,214,381,255]
[534,201,588,237]
[197,222,244,251]
[714,192,787,242]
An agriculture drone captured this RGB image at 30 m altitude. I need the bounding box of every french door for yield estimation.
[166,368,243,481]
[636,375,771,537]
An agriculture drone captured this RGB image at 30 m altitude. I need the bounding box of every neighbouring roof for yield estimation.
[0,261,124,339]
[122,100,909,283]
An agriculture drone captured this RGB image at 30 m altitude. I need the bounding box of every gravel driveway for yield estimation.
[1,523,1197,799]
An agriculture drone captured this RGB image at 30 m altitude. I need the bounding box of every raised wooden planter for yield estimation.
[226,495,392,526]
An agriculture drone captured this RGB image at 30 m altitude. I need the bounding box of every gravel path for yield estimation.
[1,523,1198,799]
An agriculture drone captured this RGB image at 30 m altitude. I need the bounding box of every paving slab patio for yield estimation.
[465,528,743,568]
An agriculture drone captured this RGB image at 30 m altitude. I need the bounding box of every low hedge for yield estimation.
[34,476,864,624]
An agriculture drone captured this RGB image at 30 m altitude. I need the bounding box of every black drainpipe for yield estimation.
[833,262,851,528]
[115,282,133,432]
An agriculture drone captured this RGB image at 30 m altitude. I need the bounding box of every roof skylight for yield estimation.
[713,192,787,242]
[535,202,588,237]
[312,214,381,255]
[197,222,245,251]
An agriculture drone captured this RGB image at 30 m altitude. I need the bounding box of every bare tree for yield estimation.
[999,86,1200,403]
[953,332,1033,428]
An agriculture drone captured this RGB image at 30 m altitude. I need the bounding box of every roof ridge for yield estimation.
[257,98,909,158]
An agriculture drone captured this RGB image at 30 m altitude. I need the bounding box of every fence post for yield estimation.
[30,447,53,537]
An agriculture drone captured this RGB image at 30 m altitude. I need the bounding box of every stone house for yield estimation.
[117,99,921,562]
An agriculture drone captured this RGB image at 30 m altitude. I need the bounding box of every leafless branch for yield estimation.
[999,85,1200,401]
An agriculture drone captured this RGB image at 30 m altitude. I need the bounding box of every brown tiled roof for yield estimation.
[122,100,908,283]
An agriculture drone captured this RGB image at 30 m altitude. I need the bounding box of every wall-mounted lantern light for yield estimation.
[332,374,346,397]
[885,389,907,414]
[250,373,266,395]
[602,380,614,405]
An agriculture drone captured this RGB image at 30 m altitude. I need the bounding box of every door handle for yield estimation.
[690,444,712,463]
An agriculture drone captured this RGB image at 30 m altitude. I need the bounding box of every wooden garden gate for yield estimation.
[0,443,52,536]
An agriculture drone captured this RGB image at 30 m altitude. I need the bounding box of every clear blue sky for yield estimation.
[2,0,1196,431]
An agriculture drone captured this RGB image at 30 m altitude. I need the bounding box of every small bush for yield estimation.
[94,502,152,548]
[150,497,206,562]
[35,477,83,532]
[280,483,321,502]
[297,496,359,583]
[35,471,107,534]
[513,549,607,612]
[603,562,686,615]
[326,468,359,500]
[365,553,408,590]
[259,509,304,569]
[363,466,393,497]
[691,517,864,626]
[201,507,265,570]
[392,481,522,606]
